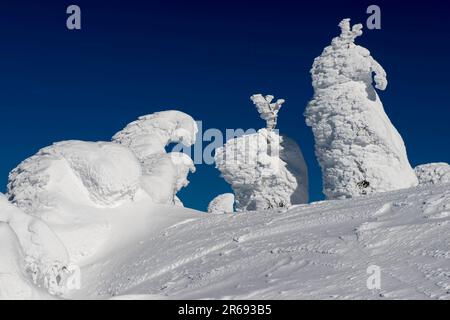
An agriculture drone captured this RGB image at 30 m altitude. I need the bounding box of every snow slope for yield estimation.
[66,182,450,300]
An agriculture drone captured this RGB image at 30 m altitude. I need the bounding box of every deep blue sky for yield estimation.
[1,0,449,211]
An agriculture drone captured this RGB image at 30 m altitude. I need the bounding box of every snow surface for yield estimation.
[208,193,235,214]
[305,19,418,200]
[215,129,308,211]
[415,163,450,186]
[63,182,450,300]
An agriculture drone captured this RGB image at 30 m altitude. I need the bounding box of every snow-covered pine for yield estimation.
[251,94,285,130]
[305,19,418,200]
[208,193,235,214]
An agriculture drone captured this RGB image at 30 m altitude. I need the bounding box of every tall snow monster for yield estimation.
[305,19,418,200]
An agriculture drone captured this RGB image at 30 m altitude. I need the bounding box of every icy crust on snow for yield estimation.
[112,110,198,206]
[8,141,142,212]
[415,163,450,185]
[208,193,235,214]
[305,19,418,200]
[215,129,308,211]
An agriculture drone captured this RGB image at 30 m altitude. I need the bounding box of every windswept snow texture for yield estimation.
[305,19,418,200]
[415,163,450,186]
[208,193,235,214]
[112,110,198,206]
[69,182,450,300]
[215,129,308,211]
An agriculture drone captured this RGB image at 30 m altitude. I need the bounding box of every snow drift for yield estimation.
[215,129,308,211]
[305,19,418,200]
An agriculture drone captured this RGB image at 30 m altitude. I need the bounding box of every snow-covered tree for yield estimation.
[305,19,418,200]
[415,163,450,185]
[208,193,235,214]
[112,110,198,206]
[215,96,308,211]
[251,94,285,130]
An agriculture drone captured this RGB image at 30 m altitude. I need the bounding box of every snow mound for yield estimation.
[215,129,308,211]
[8,141,142,212]
[305,19,418,200]
[415,163,450,185]
[208,193,235,214]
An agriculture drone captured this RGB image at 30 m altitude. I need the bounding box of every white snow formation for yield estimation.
[207,193,235,214]
[215,128,308,211]
[250,94,285,130]
[5,110,198,273]
[112,110,198,206]
[305,19,418,200]
[415,163,450,185]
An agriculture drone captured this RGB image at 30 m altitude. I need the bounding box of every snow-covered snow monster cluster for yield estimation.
[0,18,449,299]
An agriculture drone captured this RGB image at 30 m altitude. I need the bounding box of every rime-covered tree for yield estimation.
[251,94,285,130]
[305,19,418,200]
[215,95,308,211]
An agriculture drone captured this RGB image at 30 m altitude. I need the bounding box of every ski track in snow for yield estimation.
[68,183,450,300]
